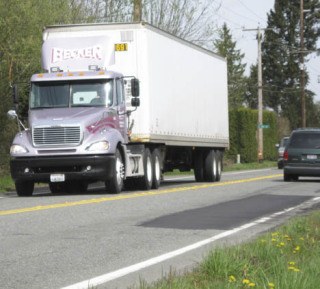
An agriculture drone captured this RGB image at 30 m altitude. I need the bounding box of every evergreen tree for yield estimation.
[244,64,258,109]
[214,23,247,109]
[262,0,320,129]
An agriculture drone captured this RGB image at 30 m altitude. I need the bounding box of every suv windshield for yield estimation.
[30,80,113,109]
[288,132,320,149]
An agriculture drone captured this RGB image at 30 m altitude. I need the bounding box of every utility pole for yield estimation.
[243,27,265,162]
[257,27,263,162]
[300,0,306,128]
[133,0,142,22]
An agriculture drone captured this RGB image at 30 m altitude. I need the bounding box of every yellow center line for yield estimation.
[0,174,282,216]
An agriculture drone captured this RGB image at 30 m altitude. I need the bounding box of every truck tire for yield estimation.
[151,148,161,189]
[137,148,153,190]
[215,150,222,182]
[204,149,217,182]
[194,149,204,182]
[105,148,124,194]
[15,180,34,197]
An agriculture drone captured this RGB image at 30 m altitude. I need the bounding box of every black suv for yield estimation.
[283,128,320,181]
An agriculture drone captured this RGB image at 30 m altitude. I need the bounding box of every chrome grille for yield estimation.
[33,126,81,146]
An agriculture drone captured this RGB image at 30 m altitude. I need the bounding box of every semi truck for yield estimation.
[8,22,229,196]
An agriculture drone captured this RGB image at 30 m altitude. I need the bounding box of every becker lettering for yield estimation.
[51,46,103,63]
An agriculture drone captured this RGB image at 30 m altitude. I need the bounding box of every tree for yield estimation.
[244,64,258,109]
[0,0,71,172]
[142,0,217,43]
[133,0,142,21]
[262,0,320,129]
[214,23,247,109]
[68,0,132,23]
[69,0,218,44]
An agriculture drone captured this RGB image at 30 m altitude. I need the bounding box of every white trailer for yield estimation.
[9,22,229,196]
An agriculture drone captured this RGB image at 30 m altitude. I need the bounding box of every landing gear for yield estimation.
[194,149,204,182]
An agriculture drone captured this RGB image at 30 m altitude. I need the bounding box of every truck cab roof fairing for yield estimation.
[41,36,115,72]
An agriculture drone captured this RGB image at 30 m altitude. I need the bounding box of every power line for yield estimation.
[237,0,270,22]
[220,5,259,24]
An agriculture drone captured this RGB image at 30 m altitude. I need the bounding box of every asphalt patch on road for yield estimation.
[140,194,312,230]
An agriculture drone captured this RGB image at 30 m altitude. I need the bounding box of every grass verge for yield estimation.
[223,160,276,172]
[137,210,320,289]
[0,175,14,193]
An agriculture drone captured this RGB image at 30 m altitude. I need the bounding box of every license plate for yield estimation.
[50,174,65,182]
[307,155,317,160]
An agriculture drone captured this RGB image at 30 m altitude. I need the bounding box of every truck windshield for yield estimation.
[30,80,113,109]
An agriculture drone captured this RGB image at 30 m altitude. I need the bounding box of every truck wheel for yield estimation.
[105,148,124,194]
[194,149,204,182]
[215,151,222,182]
[204,149,217,182]
[151,149,161,189]
[137,148,153,190]
[15,181,34,197]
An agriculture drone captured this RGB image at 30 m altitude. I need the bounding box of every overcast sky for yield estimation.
[213,0,320,101]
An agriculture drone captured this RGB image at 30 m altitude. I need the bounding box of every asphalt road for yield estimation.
[1,168,320,289]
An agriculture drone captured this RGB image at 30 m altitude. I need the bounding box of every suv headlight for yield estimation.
[86,141,110,152]
[10,144,29,154]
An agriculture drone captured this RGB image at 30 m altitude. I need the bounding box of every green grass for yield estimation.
[137,210,320,289]
[0,175,14,193]
[223,160,276,172]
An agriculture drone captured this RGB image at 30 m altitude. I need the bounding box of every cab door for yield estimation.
[115,78,128,142]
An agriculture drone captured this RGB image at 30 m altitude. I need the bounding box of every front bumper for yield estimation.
[10,155,115,183]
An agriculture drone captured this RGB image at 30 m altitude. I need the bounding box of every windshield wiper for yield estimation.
[31,106,55,109]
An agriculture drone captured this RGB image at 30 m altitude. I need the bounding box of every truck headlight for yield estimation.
[86,141,110,152]
[10,144,29,154]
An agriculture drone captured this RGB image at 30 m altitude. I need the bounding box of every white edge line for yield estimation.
[61,197,320,289]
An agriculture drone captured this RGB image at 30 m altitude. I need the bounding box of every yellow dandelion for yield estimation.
[271,232,279,237]
[293,268,300,272]
[288,266,296,271]
[228,275,236,283]
[288,261,296,266]
[285,235,292,241]
[249,282,256,287]
[243,279,250,285]
[268,282,275,288]
[271,238,277,242]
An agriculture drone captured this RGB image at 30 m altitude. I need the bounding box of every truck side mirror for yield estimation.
[131,97,140,107]
[12,84,19,104]
[7,109,18,119]
[131,78,140,97]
